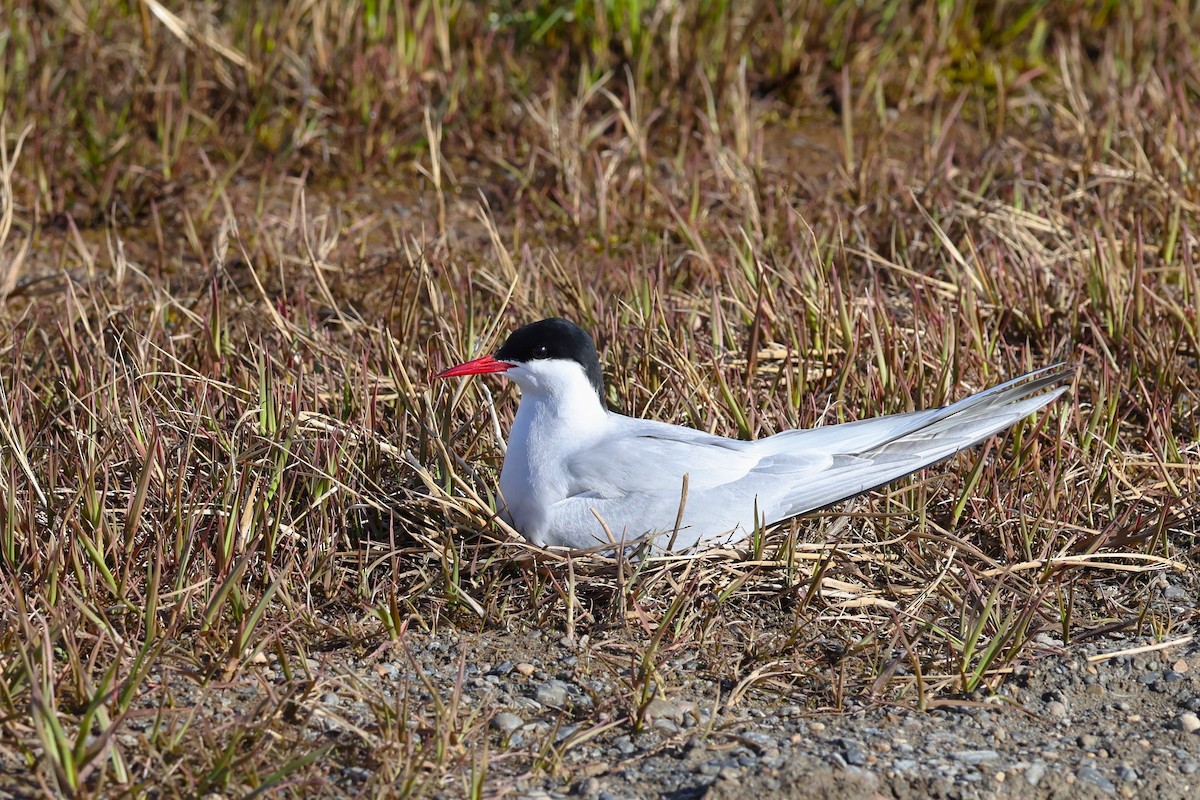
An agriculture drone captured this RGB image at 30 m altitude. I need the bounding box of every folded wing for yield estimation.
[554,365,1071,549]
[755,365,1072,521]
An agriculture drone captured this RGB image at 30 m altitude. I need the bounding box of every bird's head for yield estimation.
[436,318,606,407]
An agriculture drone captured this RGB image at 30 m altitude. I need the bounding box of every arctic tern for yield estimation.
[436,318,1070,552]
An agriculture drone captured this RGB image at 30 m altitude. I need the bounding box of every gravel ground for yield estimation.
[194,631,1200,799]
[596,634,1200,800]
[464,630,1200,799]
[5,620,1198,798]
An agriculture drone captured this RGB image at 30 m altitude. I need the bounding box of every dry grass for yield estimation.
[0,0,1197,796]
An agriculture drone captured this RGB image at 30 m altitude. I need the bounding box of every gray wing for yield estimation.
[556,420,831,544]
[551,365,1069,548]
[563,419,830,497]
[756,365,1072,520]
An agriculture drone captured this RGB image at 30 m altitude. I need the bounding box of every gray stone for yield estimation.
[491,712,523,735]
[652,718,679,735]
[741,731,776,749]
[1077,765,1116,794]
[951,749,1001,764]
[535,680,569,707]
[575,777,602,799]
[1165,584,1189,601]
[644,697,685,724]
[511,696,542,712]
[842,741,866,766]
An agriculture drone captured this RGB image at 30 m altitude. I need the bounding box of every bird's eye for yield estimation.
[533,345,549,358]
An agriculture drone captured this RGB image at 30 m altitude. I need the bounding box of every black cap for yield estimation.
[496,318,606,404]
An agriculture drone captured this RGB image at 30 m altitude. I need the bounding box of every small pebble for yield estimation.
[740,731,775,749]
[535,680,569,707]
[1026,762,1047,786]
[1179,713,1200,734]
[342,766,370,781]
[1077,765,1116,794]
[1046,701,1068,719]
[1164,584,1188,601]
[511,696,542,713]
[515,662,536,677]
[644,697,685,724]
[491,712,523,735]
[652,718,679,735]
[1116,765,1138,782]
[951,749,1001,764]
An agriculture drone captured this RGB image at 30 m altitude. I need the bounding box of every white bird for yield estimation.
[436,318,1070,552]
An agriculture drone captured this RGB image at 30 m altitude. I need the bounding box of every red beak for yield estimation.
[435,354,513,379]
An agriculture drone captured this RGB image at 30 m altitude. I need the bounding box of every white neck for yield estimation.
[505,359,608,429]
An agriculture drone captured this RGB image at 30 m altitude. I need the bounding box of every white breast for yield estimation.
[497,359,612,546]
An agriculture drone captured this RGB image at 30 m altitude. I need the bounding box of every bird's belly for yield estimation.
[499,495,550,547]
[541,492,757,551]
[498,471,623,548]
